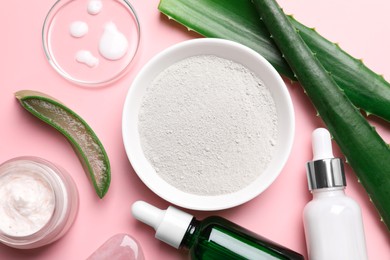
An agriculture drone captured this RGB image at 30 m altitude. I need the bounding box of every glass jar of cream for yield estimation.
[0,156,79,249]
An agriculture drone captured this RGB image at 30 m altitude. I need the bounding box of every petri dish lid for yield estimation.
[42,0,140,86]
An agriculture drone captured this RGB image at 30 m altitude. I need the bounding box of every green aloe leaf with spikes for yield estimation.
[158,0,390,123]
[250,0,390,231]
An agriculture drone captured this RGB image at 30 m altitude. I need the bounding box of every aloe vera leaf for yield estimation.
[252,0,390,230]
[159,0,293,78]
[15,90,111,199]
[158,0,390,123]
[294,22,390,123]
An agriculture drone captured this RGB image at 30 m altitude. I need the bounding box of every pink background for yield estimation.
[1,0,389,259]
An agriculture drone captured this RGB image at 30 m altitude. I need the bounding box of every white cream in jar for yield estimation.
[0,169,55,237]
[0,157,79,249]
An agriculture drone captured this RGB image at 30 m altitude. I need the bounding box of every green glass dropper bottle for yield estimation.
[132,201,304,260]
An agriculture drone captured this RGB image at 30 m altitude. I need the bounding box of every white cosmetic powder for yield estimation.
[0,169,55,237]
[138,55,278,195]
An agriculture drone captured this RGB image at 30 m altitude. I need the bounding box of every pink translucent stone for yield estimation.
[87,233,144,260]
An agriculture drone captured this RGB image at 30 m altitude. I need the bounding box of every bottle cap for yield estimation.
[306,128,346,190]
[131,201,193,249]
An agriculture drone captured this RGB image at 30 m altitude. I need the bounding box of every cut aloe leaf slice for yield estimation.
[15,90,111,199]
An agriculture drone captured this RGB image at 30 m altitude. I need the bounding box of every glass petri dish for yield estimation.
[42,0,140,86]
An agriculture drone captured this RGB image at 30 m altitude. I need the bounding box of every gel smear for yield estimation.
[99,22,129,60]
[76,50,99,67]
[88,0,103,15]
[69,21,89,38]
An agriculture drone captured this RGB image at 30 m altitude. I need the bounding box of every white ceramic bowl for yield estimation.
[122,38,294,210]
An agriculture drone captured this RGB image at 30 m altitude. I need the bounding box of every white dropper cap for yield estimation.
[312,128,334,160]
[306,128,346,190]
[131,201,193,249]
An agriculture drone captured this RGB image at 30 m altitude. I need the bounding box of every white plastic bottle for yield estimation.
[303,128,368,260]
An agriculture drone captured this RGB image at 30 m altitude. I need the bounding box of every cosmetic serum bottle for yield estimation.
[132,201,304,260]
[303,128,368,260]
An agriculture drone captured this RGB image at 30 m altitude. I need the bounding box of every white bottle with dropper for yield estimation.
[303,128,368,260]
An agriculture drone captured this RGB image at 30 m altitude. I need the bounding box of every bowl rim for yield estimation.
[122,38,295,210]
[42,0,141,86]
